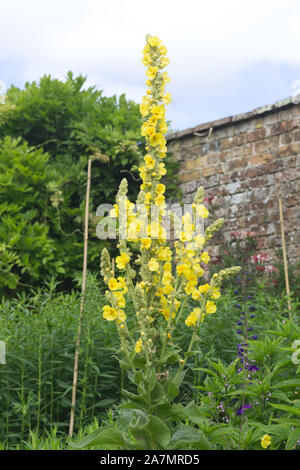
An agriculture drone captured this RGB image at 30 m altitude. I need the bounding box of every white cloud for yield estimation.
[1,0,300,128]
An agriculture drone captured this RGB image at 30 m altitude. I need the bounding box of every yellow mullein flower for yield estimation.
[185,248,196,259]
[206,300,217,314]
[116,252,130,270]
[193,264,204,277]
[159,45,168,55]
[148,258,160,272]
[144,154,155,169]
[139,166,147,182]
[116,310,126,323]
[160,56,170,68]
[110,204,118,218]
[155,194,165,207]
[140,96,151,116]
[141,238,152,250]
[147,35,161,47]
[158,120,168,134]
[135,338,143,354]
[128,218,143,240]
[147,221,159,238]
[163,71,170,83]
[114,291,126,308]
[196,205,209,218]
[142,44,150,55]
[163,93,172,104]
[156,246,171,261]
[103,305,118,322]
[201,251,210,264]
[191,288,201,301]
[195,235,205,249]
[211,287,220,299]
[176,263,190,277]
[108,278,119,291]
[199,283,211,294]
[117,277,128,293]
[162,284,173,295]
[179,231,193,243]
[150,132,165,147]
[156,183,166,194]
[163,262,172,272]
[150,104,165,120]
[185,281,197,296]
[261,434,271,449]
[146,66,158,79]
[144,192,152,205]
[185,309,200,327]
[161,307,175,322]
[141,122,156,137]
[162,271,173,285]
[158,163,167,176]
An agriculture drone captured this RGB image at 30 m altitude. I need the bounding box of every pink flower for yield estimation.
[256,265,265,272]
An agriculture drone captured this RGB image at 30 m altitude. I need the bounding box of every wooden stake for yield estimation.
[278,197,291,313]
[69,158,92,438]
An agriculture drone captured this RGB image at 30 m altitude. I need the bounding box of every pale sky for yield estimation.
[1,0,300,131]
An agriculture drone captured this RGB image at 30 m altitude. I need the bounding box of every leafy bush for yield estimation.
[0,276,121,445]
[0,73,180,295]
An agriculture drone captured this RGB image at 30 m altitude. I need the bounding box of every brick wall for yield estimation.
[167,98,300,263]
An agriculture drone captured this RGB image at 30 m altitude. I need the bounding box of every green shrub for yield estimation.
[0,276,121,445]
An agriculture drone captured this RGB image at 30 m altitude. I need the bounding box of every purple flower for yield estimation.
[234,290,239,294]
[236,404,253,415]
[237,321,243,325]
[247,327,254,332]
[251,334,258,340]
[236,304,242,308]
[250,306,256,311]
[237,329,243,334]
[250,314,256,318]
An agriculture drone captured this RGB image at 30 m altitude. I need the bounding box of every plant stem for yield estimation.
[69,158,92,438]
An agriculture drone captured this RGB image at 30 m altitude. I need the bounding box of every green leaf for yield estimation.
[272,379,300,391]
[129,412,171,450]
[154,403,188,422]
[286,428,300,450]
[169,425,212,450]
[269,403,300,416]
[184,401,207,425]
[69,425,127,449]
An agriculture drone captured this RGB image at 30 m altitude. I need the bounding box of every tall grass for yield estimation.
[0,272,298,449]
[0,275,121,446]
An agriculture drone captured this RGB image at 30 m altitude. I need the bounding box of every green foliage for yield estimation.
[0,282,300,450]
[0,137,65,294]
[0,276,121,445]
[0,73,180,294]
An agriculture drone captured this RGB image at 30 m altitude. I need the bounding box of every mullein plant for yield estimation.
[72,35,240,451]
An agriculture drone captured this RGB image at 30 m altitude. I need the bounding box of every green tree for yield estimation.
[0,73,180,294]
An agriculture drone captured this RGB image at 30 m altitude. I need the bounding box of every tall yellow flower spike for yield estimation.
[100,34,241,366]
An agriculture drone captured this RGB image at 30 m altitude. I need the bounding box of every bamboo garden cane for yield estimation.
[278,197,291,314]
[69,157,92,438]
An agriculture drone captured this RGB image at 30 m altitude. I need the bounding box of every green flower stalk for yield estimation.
[99,32,240,410]
[74,34,241,452]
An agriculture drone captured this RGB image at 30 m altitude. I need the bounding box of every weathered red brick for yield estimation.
[245,128,266,143]
[254,136,280,153]
[172,102,300,261]
[270,119,298,136]
[277,142,300,157]
[226,157,248,172]
[250,153,275,165]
